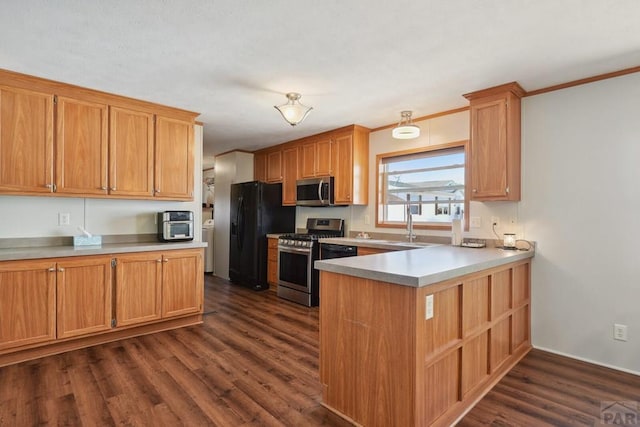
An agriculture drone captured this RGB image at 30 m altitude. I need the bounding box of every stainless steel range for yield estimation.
[277,218,344,306]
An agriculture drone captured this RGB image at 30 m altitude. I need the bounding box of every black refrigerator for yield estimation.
[229,181,295,290]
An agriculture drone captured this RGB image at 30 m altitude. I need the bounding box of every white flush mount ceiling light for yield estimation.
[274,92,313,126]
[392,110,421,139]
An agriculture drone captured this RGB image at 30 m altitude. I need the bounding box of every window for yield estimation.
[376,141,468,229]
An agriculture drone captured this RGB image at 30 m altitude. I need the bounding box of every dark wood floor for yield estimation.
[1,275,638,426]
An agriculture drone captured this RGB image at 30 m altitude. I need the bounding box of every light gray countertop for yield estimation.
[0,241,208,262]
[314,244,534,287]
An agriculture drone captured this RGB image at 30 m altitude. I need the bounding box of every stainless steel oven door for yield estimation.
[277,245,312,293]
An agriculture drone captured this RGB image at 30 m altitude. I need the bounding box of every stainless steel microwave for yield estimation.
[296,177,337,206]
[157,211,194,242]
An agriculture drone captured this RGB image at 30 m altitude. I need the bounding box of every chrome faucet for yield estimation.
[406,205,416,243]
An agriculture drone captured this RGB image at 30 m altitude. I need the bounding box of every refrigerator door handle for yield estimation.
[237,196,244,251]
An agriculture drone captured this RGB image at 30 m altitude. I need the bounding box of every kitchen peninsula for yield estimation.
[315,245,534,427]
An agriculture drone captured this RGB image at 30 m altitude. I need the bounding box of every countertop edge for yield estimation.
[0,241,208,262]
[315,246,534,288]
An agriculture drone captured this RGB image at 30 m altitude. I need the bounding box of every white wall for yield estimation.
[212,151,254,279]
[300,75,640,374]
[0,124,204,241]
[520,72,640,374]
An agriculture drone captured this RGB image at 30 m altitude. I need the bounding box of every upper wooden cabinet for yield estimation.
[332,127,369,205]
[0,85,54,193]
[109,106,155,197]
[154,116,194,200]
[253,125,370,206]
[0,69,198,201]
[266,150,283,182]
[55,96,109,195]
[254,151,267,182]
[301,136,332,178]
[464,82,525,201]
[282,146,299,206]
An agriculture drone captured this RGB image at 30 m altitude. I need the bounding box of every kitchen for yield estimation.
[1,1,640,426]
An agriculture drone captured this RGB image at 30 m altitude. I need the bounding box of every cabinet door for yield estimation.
[109,106,155,197]
[56,256,112,339]
[115,252,162,327]
[254,151,267,182]
[316,137,332,176]
[155,116,194,200]
[0,259,56,350]
[55,96,108,195]
[300,142,317,178]
[267,238,279,286]
[282,146,299,205]
[0,85,54,193]
[161,249,203,318]
[333,133,353,204]
[469,98,509,200]
[266,150,283,182]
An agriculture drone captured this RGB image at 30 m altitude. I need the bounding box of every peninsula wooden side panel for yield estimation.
[320,259,532,427]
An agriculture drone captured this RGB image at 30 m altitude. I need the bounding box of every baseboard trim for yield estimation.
[533,345,640,377]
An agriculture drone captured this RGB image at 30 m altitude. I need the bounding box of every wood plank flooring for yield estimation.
[0,275,638,426]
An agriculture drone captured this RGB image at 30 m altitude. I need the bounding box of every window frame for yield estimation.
[375,140,469,231]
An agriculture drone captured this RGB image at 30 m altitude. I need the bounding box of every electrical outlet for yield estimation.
[491,216,500,228]
[58,213,70,226]
[425,294,434,320]
[470,216,481,228]
[614,324,628,341]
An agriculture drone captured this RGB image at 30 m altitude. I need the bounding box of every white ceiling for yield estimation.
[2,1,640,168]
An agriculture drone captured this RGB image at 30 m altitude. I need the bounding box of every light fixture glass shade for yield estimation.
[392,110,420,139]
[274,92,312,126]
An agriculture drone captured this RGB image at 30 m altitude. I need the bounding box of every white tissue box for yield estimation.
[73,235,102,248]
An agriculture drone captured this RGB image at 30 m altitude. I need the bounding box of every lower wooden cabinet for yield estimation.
[0,259,56,351]
[56,256,113,339]
[267,237,278,289]
[0,247,204,366]
[116,249,203,325]
[161,249,203,317]
[320,259,531,426]
[356,247,391,256]
[115,252,163,327]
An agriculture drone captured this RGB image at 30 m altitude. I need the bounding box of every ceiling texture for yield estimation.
[2,1,640,168]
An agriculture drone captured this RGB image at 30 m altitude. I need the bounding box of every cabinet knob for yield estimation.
[163,259,169,263]
[48,267,56,272]
[154,189,160,194]
[110,187,117,191]
[472,189,477,193]
[58,267,65,272]
[156,259,162,263]
[506,186,510,194]
[44,183,53,189]
[99,186,107,190]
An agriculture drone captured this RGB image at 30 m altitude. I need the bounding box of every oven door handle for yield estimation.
[278,246,311,254]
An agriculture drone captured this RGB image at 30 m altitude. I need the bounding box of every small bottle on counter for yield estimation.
[451,216,463,246]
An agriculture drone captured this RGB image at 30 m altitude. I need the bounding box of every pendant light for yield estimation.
[392,110,420,139]
[274,92,313,126]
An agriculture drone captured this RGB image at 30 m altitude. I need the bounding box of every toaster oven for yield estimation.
[157,211,194,242]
